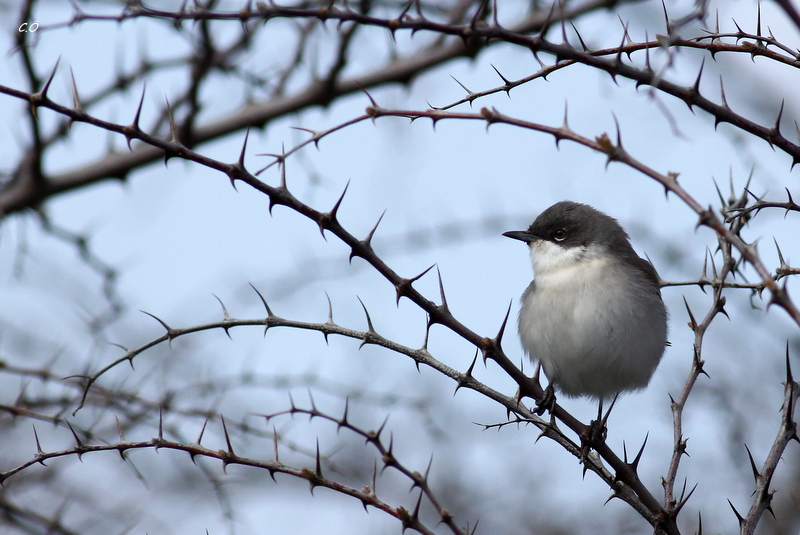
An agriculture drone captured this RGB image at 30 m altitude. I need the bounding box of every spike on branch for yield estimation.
[350,210,385,263]
[357,296,376,347]
[537,0,556,39]
[141,310,175,345]
[66,421,84,461]
[683,296,698,332]
[395,264,434,305]
[315,438,323,480]
[157,408,164,443]
[32,425,46,465]
[229,127,251,190]
[68,66,83,114]
[39,57,61,102]
[568,21,589,52]
[248,283,275,332]
[727,499,745,528]
[628,432,649,474]
[220,415,235,474]
[615,16,632,64]
[687,57,706,113]
[744,444,760,484]
[213,294,234,339]
[494,300,513,348]
[673,482,698,516]
[490,64,512,96]
[338,397,350,432]
[661,0,672,35]
[770,100,785,145]
[436,266,449,313]
[126,83,147,151]
[715,77,730,130]
[319,180,350,238]
[454,351,479,396]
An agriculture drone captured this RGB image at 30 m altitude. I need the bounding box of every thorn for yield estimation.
[756,2,762,38]
[673,482,698,515]
[321,292,334,344]
[115,415,126,442]
[629,432,649,473]
[357,296,376,346]
[249,283,275,336]
[451,75,474,97]
[396,264,435,305]
[717,77,730,130]
[390,0,414,41]
[616,16,632,63]
[235,126,250,176]
[771,99,785,142]
[683,296,698,332]
[531,50,547,72]
[436,266,449,312]
[338,397,350,432]
[490,64,512,95]
[127,83,147,151]
[315,438,323,479]
[494,300,513,348]
[411,488,424,521]
[158,408,164,441]
[197,417,208,445]
[454,352,479,396]
[221,415,235,474]
[68,67,83,113]
[213,294,234,339]
[775,238,788,274]
[355,81,379,111]
[39,57,61,101]
[140,310,175,343]
[728,499,745,527]
[661,0,672,35]
[327,179,350,226]
[712,176,726,209]
[613,113,623,150]
[421,315,431,354]
[271,427,280,474]
[32,425,46,465]
[373,415,389,445]
[351,210,385,263]
[165,96,178,144]
[568,21,589,52]
[66,421,84,461]
[691,57,706,108]
[744,443,760,484]
[536,0,556,39]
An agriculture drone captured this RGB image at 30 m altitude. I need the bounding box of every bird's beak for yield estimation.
[503,230,538,243]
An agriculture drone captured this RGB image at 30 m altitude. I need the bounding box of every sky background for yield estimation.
[1,0,799,533]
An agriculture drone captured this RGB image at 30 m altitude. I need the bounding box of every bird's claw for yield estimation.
[534,384,556,416]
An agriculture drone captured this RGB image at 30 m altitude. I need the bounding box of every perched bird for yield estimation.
[504,201,668,410]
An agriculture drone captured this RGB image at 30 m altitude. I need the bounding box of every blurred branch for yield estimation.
[0,409,475,535]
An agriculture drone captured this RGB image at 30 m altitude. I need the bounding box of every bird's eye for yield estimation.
[554,229,567,241]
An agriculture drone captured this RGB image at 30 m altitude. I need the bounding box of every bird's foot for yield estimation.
[580,418,607,458]
[534,384,556,416]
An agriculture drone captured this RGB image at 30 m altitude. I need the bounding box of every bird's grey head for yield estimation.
[503,201,638,275]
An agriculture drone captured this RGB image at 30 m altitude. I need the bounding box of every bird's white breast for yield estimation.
[519,241,667,399]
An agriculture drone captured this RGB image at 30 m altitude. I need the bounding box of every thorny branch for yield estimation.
[0,409,474,535]
[2,0,800,533]
[2,69,799,531]
[4,0,800,216]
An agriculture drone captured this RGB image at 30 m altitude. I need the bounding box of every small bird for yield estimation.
[504,201,668,412]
